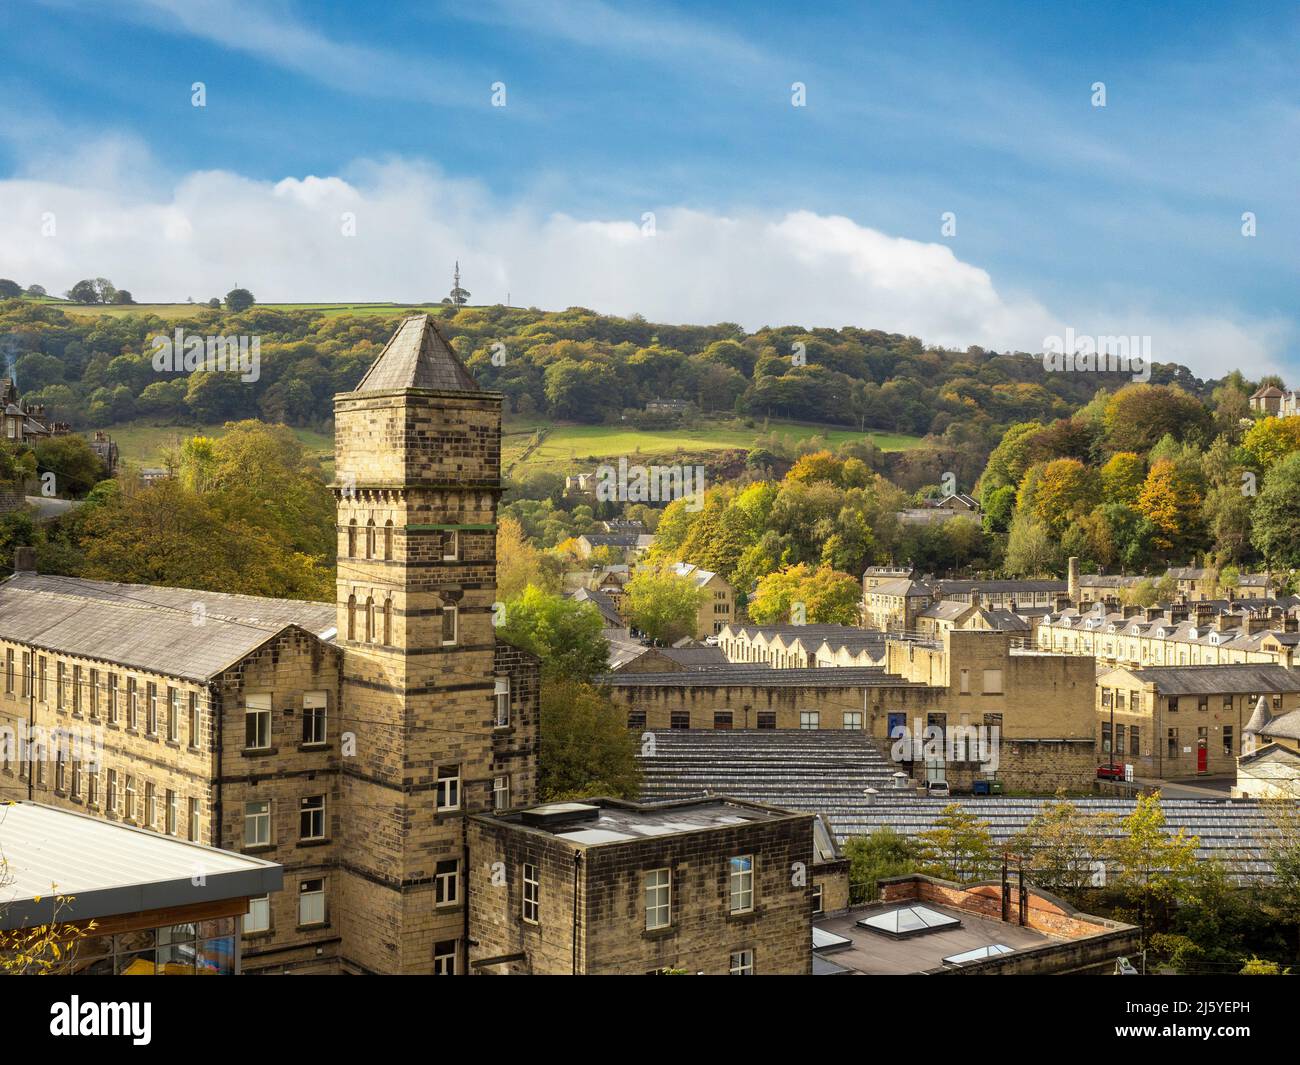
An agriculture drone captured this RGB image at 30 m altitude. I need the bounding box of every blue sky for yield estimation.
[0,0,1296,377]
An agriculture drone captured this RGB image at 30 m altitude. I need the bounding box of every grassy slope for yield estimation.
[40,300,922,471]
[501,421,921,473]
[104,417,919,475]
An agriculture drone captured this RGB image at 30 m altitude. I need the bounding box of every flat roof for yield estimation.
[0,801,283,929]
[482,797,794,847]
[813,903,1051,974]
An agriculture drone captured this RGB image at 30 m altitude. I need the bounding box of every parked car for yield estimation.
[703,635,720,646]
[926,780,951,798]
[1096,763,1126,781]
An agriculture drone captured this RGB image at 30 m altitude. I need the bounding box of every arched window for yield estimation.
[383,599,393,645]
[365,597,375,642]
[347,595,356,640]
[384,520,394,561]
[365,519,376,560]
[347,520,357,558]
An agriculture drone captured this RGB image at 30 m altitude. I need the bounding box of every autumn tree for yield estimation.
[1003,515,1058,576]
[1242,416,1300,472]
[78,477,331,599]
[1100,452,1144,505]
[1102,384,1212,454]
[1030,458,1098,534]
[1106,793,1200,950]
[748,563,861,625]
[1136,458,1204,558]
[1010,796,1114,901]
[916,804,997,884]
[497,515,560,599]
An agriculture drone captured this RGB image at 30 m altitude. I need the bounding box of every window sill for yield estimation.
[241,747,278,758]
[641,925,678,941]
[297,742,331,753]
[296,922,331,933]
[243,844,275,855]
[297,838,331,849]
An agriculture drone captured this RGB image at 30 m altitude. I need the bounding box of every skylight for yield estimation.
[943,943,1015,966]
[857,905,962,939]
[812,926,852,951]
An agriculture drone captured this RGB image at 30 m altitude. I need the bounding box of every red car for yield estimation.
[1096,763,1126,781]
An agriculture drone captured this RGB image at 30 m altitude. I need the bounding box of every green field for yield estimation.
[101,417,918,478]
[501,420,922,473]
[54,301,452,320]
[103,422,335,468]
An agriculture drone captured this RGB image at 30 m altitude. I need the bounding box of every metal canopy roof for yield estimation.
[0,801,282,929]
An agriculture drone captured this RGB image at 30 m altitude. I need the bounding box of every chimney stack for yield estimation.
[12,546,35,574]
[1067,556,1080,603]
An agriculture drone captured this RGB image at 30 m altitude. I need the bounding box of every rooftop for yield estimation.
[352,313,480,393]
[0,801,282,930]
[481,797,790,847]
[814,902,1051,975]
[0,573,337,682]
[598,665,921,688]
[637,735,1293,879]
[1115,663,1300,695]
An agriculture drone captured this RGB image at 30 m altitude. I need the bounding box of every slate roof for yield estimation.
[656,645,729,668]
[0,573,337,682]
[935,579,1067,595]
[599,665,919,689]
[570,587,623,628]
[353,313,479,393]
[1259,709,1300,741]
[871,579,934,598]
[1124,664,1300,696]
[637,735,1292,880]
[581,532,642,548]
[725,623,864,642]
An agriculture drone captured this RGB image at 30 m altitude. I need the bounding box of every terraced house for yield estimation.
[1036,600,1300,669]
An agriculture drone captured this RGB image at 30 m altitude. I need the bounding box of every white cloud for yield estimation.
[0,154,1289,379]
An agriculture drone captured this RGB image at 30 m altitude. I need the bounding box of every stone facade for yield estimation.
[467,798,813,975]
[331,319,539,975]
[1096,665,1300,780]
[605,631,1098,792]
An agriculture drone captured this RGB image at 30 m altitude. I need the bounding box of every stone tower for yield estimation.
[333,314,533,974]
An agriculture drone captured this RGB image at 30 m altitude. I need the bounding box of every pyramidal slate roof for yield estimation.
[354,313,479,393]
